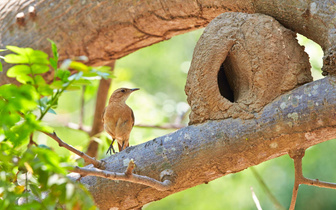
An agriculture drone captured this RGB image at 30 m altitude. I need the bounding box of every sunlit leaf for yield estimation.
[4,54,29,64]
[31,64,49,74]
[0,62,2,72]
[16,74,33,84]
[6,45,27,55]
[69,61,90,71]
[7,65,30,77]
[48,39,59,59]
[29,50,49,65]
[38,85,53,96]
[14,185,25,194]
[66,85,81,91]
[24,162,34,173]
[50,80,63,89]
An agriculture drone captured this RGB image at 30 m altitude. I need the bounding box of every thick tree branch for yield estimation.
[42,131,105,169]
[71,160,174,191]
[1,0,336,85]
[73,76,336,209]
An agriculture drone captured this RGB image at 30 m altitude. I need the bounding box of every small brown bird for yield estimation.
[102,87,139,154]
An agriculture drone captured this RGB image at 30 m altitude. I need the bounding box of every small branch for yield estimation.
[288,149,305,210]
[289,149,336,210]
[71,160,173,191]
[41,131,105,169]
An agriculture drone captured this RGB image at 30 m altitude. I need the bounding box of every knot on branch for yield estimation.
[185,12,313,124]
[289,148,306,159]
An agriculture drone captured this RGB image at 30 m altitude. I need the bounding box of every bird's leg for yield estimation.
[118,141,125,152]
[106,139,116,155]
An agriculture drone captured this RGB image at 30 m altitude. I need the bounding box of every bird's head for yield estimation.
[108,88,139,103]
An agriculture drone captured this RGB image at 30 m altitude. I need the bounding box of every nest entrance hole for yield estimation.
[217,56,235,103]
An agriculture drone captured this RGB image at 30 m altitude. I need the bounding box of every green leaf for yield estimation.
[29,50,49,65]
[4,54,29,64]
[38,85,53,96]
[17,74,33,84]
[48,39,59,59]
[6,45,27,55]
[66,85,81,91]
[56,69,70,82]
[7,65,30,77]
[0,62,2,72]
[69,61,90,71]
[49,57,58,70]
[50,80,63,89]
[31,64,49,74]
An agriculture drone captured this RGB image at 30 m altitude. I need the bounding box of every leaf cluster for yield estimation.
[0,41,112,209]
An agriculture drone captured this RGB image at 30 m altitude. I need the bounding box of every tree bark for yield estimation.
[69,76,336,209]
[0,0,335,84]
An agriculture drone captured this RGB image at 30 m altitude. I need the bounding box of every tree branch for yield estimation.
[71,159,174,191]
[76,76,336,209]
[289,148,336,210]
[41,131,105,169]
[1,0,336,84]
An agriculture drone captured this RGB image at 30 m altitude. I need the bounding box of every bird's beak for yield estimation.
[131,88,140,92]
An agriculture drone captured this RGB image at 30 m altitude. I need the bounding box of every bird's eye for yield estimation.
[121,89,125,93]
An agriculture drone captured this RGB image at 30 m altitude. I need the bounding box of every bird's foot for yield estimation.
[106,143,116,155]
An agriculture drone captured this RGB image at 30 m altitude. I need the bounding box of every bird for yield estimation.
[102,87,139,155]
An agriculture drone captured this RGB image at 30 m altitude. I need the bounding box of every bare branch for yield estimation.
[289,148,336,210]
[71,160,174,191]
[41,131,105,169]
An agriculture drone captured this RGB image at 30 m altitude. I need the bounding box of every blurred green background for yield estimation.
[37,29,336,209]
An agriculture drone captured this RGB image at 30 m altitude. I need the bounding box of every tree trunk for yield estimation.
[1,0,336,209]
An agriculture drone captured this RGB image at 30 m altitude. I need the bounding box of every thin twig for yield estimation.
[41,131,105,169]
[71,160,173,191]
[250,167,286,210]
[289,149,305,210]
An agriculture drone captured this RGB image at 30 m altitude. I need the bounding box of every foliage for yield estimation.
[0,41,112,209]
